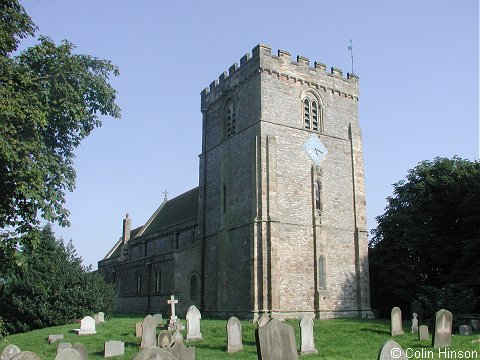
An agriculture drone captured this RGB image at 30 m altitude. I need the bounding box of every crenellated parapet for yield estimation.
[201,44,359,110]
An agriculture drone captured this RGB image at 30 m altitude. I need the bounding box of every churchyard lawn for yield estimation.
[1,315,478,359]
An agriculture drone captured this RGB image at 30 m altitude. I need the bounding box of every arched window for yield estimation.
[302,91,324,132]
[155,269,162,294]
[314,180,321,212]
[136,274,142,294]
[304,99,311,129]
[190,274,199,300]
[225,100,236,138]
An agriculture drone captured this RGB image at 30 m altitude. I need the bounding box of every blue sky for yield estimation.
[19,0,479,269]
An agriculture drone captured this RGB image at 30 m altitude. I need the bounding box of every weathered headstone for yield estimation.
[1,345,20,360]
[257,313,270,328]
[104,341,124,357]
[168,341,195,360]
[158,330,173,348]
[132,347,178,360]
[56,343,72,354]
[75,316,96,335]
[471,319,480,332]
[256,318,298,360]
[72,343,88,360]
[10,352,41,360]
[227,316,243,353]
[411,313,418,333]
[48,334,64,344]
[153,314,163,327]
[94,314,100,324]
[459,325,473,336]
[141,315,157,348]
[97,312,105,323]
[299,316,318,355]
[167,295,179,331]
[173,320,184,342]
[55,348,82,360]
[390,307,404,336]
[186,305,202,341]
[419,325,429,341]
[432,309,453,348]
[135,322,143,337]
[378,340,407,360]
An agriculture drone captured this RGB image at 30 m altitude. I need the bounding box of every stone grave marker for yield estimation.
[257,313,270,328]
[167,295,179,330]
[97,312,105,323]
[141,315,157,348]
[56,343,71,353]
[173,320,184,342]
[72,343,88,360]
[459,325,473,336]
[135,322,143,337]
[186,305,203,341]
[432,309,453,348]
[48,334,64,344]
[390,307,404,336]
[153,313,163,327]
[378,340,407,360]
[168,341,195,360]
[132,347,178,360]
[10,352,41,360]
[299,316,318,355]
[105,341,125,357]
[471,319,480,332]
[227,316,243,353]
[255,318,298,360]
[75,316,96,335]
[158,330,173,348]
[94,314,99,324]
[411,313,418,333]
[1,345,20,360]
[55,348,82,360]
[419,325,429,341]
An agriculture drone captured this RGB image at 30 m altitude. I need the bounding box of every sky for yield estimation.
[19,0,479,269]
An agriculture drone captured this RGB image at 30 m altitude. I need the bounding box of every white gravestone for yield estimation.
[1,345,21,360]
[172,320,184,342]
[299,316,318,355]
[97,312,105,323]
[257,313,270,328]
[411,313,418,333]
[227,317,243,353]
[167,295,179,331]
[75,316,96,335]
[141,315,157,348]
[186,305,203,341]
[378,340,407,360]
[390,307,404,336]
[433,309,453,348]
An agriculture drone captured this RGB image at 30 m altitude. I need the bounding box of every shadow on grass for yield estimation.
[360,327,390,335]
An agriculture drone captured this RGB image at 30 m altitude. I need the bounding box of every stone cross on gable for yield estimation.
[167,295,179,330]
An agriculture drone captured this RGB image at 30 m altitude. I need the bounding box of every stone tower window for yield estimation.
[318,256,326,290]
[155,269,162,294]
[190,273,199,300]
[225,100,236,138]
[302,91,324,132]
[136,274,141,294]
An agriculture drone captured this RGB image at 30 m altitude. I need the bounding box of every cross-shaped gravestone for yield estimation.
[167,295,179,330]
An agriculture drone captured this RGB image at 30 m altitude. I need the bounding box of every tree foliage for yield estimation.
[0,0,120,269]
[369,157,480,318]
[0,225,115,334]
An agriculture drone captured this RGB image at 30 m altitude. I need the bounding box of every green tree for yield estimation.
[0,0,120,271]
[369,157,480,318]
[0,224,115,334]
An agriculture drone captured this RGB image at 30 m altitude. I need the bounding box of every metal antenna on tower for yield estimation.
[347,39,354,74]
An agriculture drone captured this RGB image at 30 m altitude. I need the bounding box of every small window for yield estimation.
[136,274,141,294]
[155,270,162,294]
[302,92,323,132]
[190,274,198,300]
[304,99,310,129]
[318,256,326,290]
[315,180,321,212]
[225,100,236,138]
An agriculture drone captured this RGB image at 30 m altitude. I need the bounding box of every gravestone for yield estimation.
[411,313,418,333]
[104,341,125,357]
[168,341,195,360]
[471,320,480,332]
[1,344,20,360]
[167,295,179,330]
[94,314,100,324]
[173,320,184,342]
[153,314,163,326]
[257,313,270,328]
[132,347,178,360]
[378,340,407,360]
[256,318,298,360]
[97,312,105,323]
[227,316,243,353]
[459,325,473,336]
[141,315,157,348]
[390,307,404,336]
[135,322,143,337]
[10,352,41,360]
[299,316,318,355]
[186,305,203,341]
[55,348,82,360]
[48,334,64,344]
[419,325,429,341]
[158,330,173,348]
[432,309,453,348]
[75,316,96,335]
[56,343,72,353]
[72,343,88,360]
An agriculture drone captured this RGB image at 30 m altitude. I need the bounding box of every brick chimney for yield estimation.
[122,213,131,245]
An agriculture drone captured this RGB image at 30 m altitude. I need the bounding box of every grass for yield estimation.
[1,315,479,359]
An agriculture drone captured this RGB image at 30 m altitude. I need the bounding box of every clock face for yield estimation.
[303,134,328,165]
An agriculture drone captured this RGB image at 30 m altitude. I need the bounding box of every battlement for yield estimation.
[201,44,358,101]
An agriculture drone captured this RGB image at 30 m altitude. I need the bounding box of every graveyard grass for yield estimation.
[1,315,479,359]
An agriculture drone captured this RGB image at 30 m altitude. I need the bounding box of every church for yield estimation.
[98,44,373,320]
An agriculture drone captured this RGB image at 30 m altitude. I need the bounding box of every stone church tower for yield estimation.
[98,44,372,319]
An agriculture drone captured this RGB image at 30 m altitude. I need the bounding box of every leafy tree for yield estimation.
[0,224,115,334]
[0,0,120,271]
[369,157,480,318]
